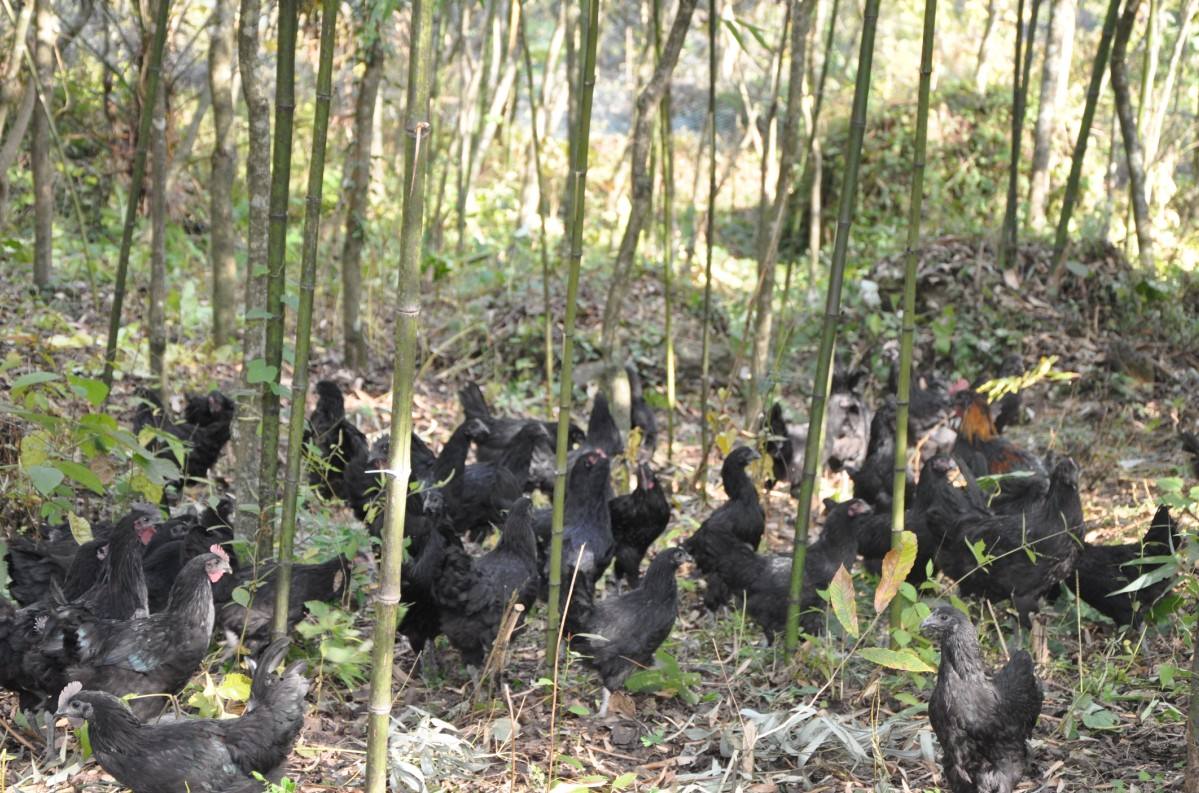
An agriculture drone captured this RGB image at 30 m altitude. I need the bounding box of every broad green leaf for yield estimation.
[612,773,637,790]
[216,672,253,702]
[67,375,109,407]
[1107,561,1177,595]
[1081,707,1119,730]
[828,565,858,637]
[129,471,165,504]
[56,460,106,495]
[20,431,50,467]
[874,530,918,613]
[244,308,273,321]
[26,464,65,496]
[859,646,936,673]
[245,358,278,384]
[67,512,93,544]
[566,703,590,717]
[231,586,251,608]
[10,371,61,392]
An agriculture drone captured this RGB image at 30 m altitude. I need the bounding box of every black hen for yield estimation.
[5,526,112,608]
[343,434,391,524]
[410,417,491,521]
[458,382,584,491]
[567,547,688,717]
[626,365,658,452]
[57,550,233,719]
[132,388,235,485]
[433,498,541,666]
[933,456,1085,627]
[218,555,351,655]
[533,449,614,596]
[849,400,911,512]
[610,462,671,587]
[1074,505,1181,626]
[144,498,237,613]
[305,380,370,501]
[583,392,624,460]
[989,353,1025,433]
[456,422,548,541]
[922,605,1042,793]
[76,508,160,621]
[56,637,308,793]
[764,402,795,489]
[397,516,463,662]
[806,499,872,587]
[1182,432,1199,479]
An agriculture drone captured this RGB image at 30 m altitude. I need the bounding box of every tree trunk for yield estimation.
[32,0,54,290]
[1189,596,1199,791]
[209,0,237,347]
[1050,0,1122,278]
[999,0,1042,268]
[599,0,699,360]
[233,0,271,540]
[149,69,167,392]
[975,0,998,92]
[746,1,817,424]
[0,0,34,140]
[1144,0,1196,172]
[1110,0,1154,268]
[341,31,384,371]
[0,78,34,221]
[1027,0,1075,230]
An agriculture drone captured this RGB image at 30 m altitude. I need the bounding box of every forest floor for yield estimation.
[1,236,1196,792]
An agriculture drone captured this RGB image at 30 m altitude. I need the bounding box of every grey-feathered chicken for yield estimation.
[922,605,1042,793]
[55,637,308,793]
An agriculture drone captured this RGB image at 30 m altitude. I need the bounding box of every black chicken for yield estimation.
[132,387,235,486]
[56,549,233,719]
[56,637,308,793]
[458,382,585,491]
[455,422,547,540]
[951,388,1044,479]
[849,400,910,512]
[533,449,614,594]
[581,391,623,460]
[806,499,872,588]
[1074,505,1181,626]
[343,434,391,524]
[397,516,463,665]
[932,456,1085,627]
[305,380,370,501]
[5,531,107,608]
[626,365,658,452]
[76,508,159,621]
[1182,432,1199,479]
[764,402,795,489]
[144,498,237,613]
[433,498,541,667]
[218,555,351,655]
[922,605,1042,793]
[852,455,951,585]
[989,353,1025,433]
[410,417,491,520]
[567,547,688,717]
[610,462,671,587]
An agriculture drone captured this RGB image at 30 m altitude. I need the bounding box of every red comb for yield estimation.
[210,544,230,563]
[948,378,971,395]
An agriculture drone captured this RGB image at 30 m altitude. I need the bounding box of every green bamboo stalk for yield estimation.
[100,0,171,389]
[1000,0,1042,269]
[272,0,337,639]
[517,3,554,419]
[890,0,937,634]
[1049,0,1121,282]
[255,0,300,558]
[783,0,881,653]
[545,0,601,662]
[364,0,433,788]
[653,0,677,463]
[697,0,716,499]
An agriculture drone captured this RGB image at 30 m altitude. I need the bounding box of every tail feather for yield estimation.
[1144,506,1181,552]
[459,383,492,420]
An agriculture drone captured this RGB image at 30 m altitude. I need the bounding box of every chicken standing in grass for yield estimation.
[922,605,1042,793]
[567,547,689,717]
[56,637,307,793]
[609,462,671,588]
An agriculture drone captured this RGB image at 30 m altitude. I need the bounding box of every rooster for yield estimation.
[951,387,1044,478]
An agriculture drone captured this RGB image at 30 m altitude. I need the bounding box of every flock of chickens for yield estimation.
[0,351,1194,792]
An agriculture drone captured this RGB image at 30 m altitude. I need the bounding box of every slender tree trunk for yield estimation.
[1189,597,1199,791]
[975,0,998,92]
[0,0,34,139]
[544,0,601,663]
[652,0,677,462]
[232,0,270,540]
[1000,0,1042,268]
[365,0,433,787]
[784,0,880,652]
[209,0,237,347]
[342,30,384,371]
[256,0,299,557]
[1110,0,1154,268]
[1144,0,1196,171]
[746,1,817,424]
[0,78,34,221]
[149,55,167,392]
[32,0,54,290]
[696,0,717,496]
[1027,0,1075,230]
[468,0,521,194]
[457,0,496,253]
[101,0,171,389]
[599,0,699,360]
[1050,0,1121,279]
[272,0,336,639]
[1132,0,1157,211]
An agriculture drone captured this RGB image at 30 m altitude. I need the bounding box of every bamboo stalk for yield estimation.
[254,0,300,558]
[783,0,881,653]
[1000,0,1042,269]
[364,0,433,786]
[544,0,601,662]
[272,0,337,639]
[890,0,937,634]
[653,0,677,463]
[1050,0,1121,281]
[100,0,171,389]
[517,3,555,418]
[697,0,717,500]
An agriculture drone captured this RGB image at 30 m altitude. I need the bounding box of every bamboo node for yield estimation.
[375,594,402,605]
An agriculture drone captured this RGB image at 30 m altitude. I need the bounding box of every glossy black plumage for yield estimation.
[132,388,235,485]
[56,637,308,793]
[75,509,159,621]
[922,605,1042,793]
[455,422,547,540]
[432,498,540,666]
[1075,505,1180,625]
[304,380,370,501]
[806,499,872,588]
[532,449,614,596]
[626,365,658,452]
[609,462,671,587]
[144,498,237,613]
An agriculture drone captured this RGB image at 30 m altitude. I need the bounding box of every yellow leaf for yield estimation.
[67,513,93,544]
[829,564,858,637]
[874,530,918,613]
[715,429,736,457]
[20,431,50,468]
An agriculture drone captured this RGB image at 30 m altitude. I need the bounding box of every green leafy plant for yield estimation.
[295,600,373,688]
[624,649,700,705]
